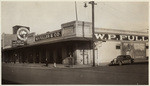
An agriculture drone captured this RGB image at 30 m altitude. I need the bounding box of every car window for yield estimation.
[123,56,126,59]
[126,55,131,59]
[118,56,123,59]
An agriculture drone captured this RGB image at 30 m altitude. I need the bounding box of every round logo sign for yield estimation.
[17,27,29,41]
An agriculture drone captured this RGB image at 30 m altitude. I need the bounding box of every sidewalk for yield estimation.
[2,62,92,69]
[134,59,148,63]
[2,59,148,69]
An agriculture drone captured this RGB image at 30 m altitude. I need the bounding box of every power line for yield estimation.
[99,3,147,30]
[97,6,147,32]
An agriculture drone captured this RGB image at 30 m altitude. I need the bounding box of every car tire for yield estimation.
[131,60,134,64]
[118,61,122,66]
[129,60,132,64]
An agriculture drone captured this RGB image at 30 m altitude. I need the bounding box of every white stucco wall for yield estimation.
[76,49,83,64]
[75,21,92,37]
[97,41,121,65]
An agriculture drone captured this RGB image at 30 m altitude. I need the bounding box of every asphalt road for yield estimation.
[2,63,148,85]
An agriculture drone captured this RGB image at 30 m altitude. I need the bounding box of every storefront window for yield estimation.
[146,46,149,49]
[116,46,120,49]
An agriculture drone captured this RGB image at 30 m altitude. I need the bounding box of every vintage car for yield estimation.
[109,55,134,66]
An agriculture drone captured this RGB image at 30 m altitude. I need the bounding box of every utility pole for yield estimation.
[84,1,97,67]
[75,1,78,21]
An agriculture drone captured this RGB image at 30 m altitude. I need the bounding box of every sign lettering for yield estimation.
[95,33,148,41]
[12,40,26,47]
[35,30,61,41]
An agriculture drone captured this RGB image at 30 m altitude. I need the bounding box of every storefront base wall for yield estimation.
[76,49,93,65]
[97,41,121,65]
[74,41,92,65]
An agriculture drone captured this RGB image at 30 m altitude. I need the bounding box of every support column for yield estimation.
[62,45,67,60]
[39,51,42,63]
[33,48,36,63]
[73,43,77,65]
[53,49,57,63]
[46,48,49,62]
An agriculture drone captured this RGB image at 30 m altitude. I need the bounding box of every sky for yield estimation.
[1,1,149,34]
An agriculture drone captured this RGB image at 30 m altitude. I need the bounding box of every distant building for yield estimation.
[1,21,149,65]
[2,33,17,49]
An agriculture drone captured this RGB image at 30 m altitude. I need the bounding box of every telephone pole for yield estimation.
[84,1,97,67]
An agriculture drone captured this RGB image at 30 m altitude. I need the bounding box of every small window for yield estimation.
[146,46,149,49]
[116,46,120,49]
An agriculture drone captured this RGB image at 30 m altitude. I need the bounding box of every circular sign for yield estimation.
[17,27,29,41]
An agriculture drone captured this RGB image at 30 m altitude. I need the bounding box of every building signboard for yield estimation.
[95,33,148,41]
[17,27,30,41]
[2,34,17,49]
[13,25,30,41]
[35,30,61,41]
[27,32,35,44]
[12,40,26,47]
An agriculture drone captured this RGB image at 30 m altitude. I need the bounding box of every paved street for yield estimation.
[2,63,148,85]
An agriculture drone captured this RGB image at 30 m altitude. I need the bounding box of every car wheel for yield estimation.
[131,60,134,64]
[129,60,132,64]
[118,61,122,66]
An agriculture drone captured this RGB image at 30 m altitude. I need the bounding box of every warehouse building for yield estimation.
[2,21,149,66]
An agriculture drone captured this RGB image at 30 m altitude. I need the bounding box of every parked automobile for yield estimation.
[109,55,134,66]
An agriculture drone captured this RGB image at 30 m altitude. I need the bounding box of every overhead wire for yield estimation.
[98,3,132,28]
[97,2,148,32]
[104,3,148,30]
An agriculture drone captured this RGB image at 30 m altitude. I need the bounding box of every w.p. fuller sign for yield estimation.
[95,33,148,41]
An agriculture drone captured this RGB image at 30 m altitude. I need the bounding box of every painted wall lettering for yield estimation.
[108,34,116,40]
[95,34,105,40]
[95,33,148,41]
[35,30,61,41]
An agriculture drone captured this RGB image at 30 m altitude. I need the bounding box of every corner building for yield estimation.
[2,21,149,66]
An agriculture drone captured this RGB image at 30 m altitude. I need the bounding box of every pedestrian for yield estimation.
[53,62,56,67]
[45,58,48,67]
[14,53,17,64]
[68,52,73,67]
[53,58,56,67]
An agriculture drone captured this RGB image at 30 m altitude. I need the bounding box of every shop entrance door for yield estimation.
[80,50,89,65]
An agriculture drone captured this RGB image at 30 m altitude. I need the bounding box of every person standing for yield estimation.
[69,52,73,67]
[14,53,17,64]
[53,57,56,67]
[45,58,48,67]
